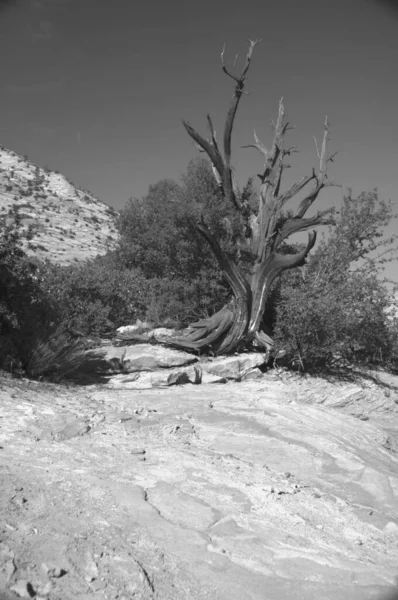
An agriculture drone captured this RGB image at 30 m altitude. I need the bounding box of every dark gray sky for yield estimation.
[0,0,397,228]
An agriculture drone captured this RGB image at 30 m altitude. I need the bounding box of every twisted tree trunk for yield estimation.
[168,40,338,356]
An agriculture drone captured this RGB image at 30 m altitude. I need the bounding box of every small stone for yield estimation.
[42,563,67,578]
[10,579,35,598]
[355,539,363,545]
[384,521,398,536]
[90,578,107,591]
[0,545,15,560]
[263,485,274,494]
[84,551,99,582]
[14,496,27,507]
[37,581,52,596]
[284,472,291,478]
[0,558,16,584]
[55,420,90,441]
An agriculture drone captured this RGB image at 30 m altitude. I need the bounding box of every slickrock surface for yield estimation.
[1,372,398,599]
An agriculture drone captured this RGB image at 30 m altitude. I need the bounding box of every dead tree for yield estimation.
[169,40,337,355]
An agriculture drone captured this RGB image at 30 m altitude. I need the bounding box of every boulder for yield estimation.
[107,364,202,389]
[201,353,267,380]
[122,345,198,372]
[117,321,152,336]
[151,327,178,342]
[201,371,228,384]
[116,324,180,345]
[82,344,198,374]
[241,367,264,381]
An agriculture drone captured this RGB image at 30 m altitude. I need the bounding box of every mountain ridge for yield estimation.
[0,144,119,265]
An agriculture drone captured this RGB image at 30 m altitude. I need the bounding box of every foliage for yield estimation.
[39,254,150,338]
[273,191,398,370]
[115,159,246,323]
[26,323,88,380]
[0,207,56,373]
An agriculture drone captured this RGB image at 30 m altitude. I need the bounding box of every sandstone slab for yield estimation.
[201,353,267,379]
[84,344,198,374]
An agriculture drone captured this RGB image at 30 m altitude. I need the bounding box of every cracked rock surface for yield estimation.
[1,372,398,599]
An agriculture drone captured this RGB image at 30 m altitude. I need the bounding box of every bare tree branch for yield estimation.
[206,114,219,152]
[278,171,316,207]
[182,120,224,182]
[222,39,261,209]
[241,129,269,159]
[273,208,336,249]
[295,117,335,218]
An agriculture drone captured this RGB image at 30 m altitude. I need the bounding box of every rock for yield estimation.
[10,580,34,598]
[151,327,178,342]
[117,322,178,340]
[116,344,196,372]
[54,419,90,441]
[84,551,99,582]
[241,367,264,381]
[82,344,198,375]
[107,364,201,389]
[201,372,228,384]
[201,353,267,380]
[41,563,67,578]
[384,521,398,536]
[0,559,16,587]
[116,322,152,339]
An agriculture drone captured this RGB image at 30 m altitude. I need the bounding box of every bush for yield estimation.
[115,159,247,324]
[0,208,58,373]
[273,191,398,371]
[39,254,151,337]
[26,323,87,380]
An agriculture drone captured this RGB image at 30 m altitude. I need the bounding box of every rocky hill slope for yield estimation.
[0,145,119,265]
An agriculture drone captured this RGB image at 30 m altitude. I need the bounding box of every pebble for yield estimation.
[42,563,67,578]
[10,580,35,598]
[384,521,398,536]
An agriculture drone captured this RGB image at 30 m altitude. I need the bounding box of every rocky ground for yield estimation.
[1,368,398,600]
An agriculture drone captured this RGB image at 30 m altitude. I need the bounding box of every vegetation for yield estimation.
[0,207,57,375]
[273,191,398,371]
[1,43,397,379]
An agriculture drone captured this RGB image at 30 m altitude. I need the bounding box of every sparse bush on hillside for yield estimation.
[273,190,398,371]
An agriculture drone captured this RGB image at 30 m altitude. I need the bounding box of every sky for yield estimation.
[0,0,397,278]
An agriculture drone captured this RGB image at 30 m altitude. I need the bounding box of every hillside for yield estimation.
[0,145,119,265]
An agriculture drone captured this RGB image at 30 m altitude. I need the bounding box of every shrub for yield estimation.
[0,208,58,373]
[39,255,151,337]
[273,191,398,371]
[115,159,246,324]
[25,323,88,380]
